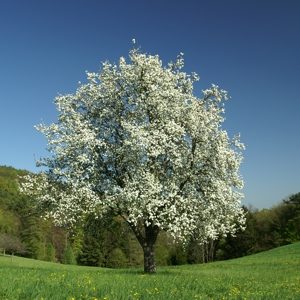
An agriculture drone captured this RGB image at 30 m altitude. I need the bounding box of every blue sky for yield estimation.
[0,0,299,208]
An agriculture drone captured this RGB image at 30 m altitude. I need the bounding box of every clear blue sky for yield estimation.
[1,0,299,209]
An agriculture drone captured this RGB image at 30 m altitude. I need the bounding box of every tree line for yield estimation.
[0,165,299,267]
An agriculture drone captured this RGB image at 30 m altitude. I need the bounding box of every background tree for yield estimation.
[0,233,25,255]
[78,212,143,267]
[1,165,298,267]
[63,243,77,265]
[277,193,300,242]
[21,44,245,273]
[45,242,56,262]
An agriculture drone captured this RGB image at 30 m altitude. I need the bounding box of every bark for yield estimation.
[125,218,159,273]
[143,241,156,273]
[142,225,159,273]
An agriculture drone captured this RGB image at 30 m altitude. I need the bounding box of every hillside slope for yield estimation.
[0,242,299,299]
[0,165,27,209]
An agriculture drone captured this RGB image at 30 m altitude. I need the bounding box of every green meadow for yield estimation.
[0,242,299,300]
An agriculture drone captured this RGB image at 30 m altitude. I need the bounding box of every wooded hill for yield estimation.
[0,165,299,266]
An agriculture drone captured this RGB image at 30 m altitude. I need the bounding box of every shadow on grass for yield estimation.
[112,266,183,276]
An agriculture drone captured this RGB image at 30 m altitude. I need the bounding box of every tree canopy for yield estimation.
[21,45,245,272]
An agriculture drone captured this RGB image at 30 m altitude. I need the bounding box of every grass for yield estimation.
[0,242,299,299]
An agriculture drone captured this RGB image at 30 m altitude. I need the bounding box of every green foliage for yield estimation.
[69,227,84,258]
[1,165,300,269]
[285,192,300,206]
[281,193,300,241]
[0,243,299,299]
[78,235,103,266]
[50,226,67,262]
[0,208,20,235]
[155,232,187,266]
[0,166,28,210]
[0,166,67,262]
[215,199,300,261]
[123,234,144,266]
[0,233,25,255]
[45,243,56,262]
[106,248,128,268]
[78,212,143,267]
[63,244,77,265]
[20,214,46,259]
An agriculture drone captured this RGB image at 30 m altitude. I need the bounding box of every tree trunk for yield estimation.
[125,219,159,273]
[143,241,156,273]
[142,225,159,273]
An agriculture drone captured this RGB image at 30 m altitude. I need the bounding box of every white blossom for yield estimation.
[20,46,245,243]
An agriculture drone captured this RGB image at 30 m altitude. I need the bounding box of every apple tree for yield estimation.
[21,45,245,273]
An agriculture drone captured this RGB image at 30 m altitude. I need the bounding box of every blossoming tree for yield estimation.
[21,45,245,273]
